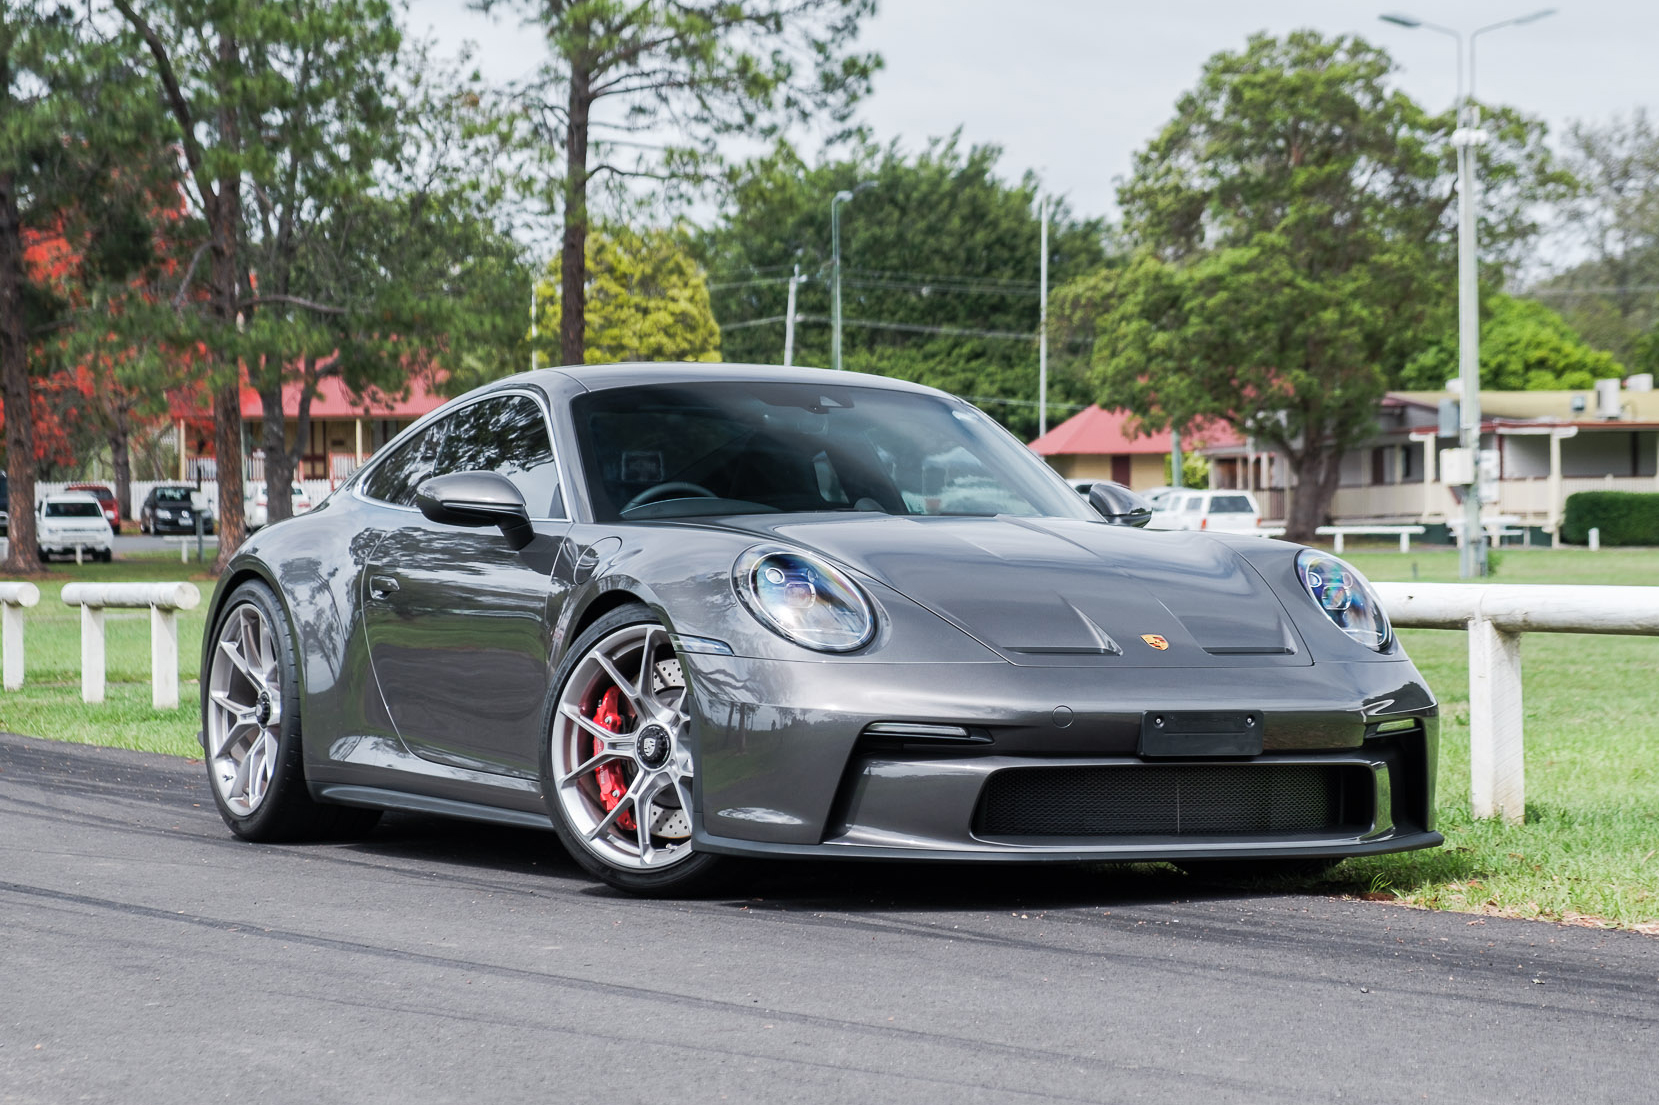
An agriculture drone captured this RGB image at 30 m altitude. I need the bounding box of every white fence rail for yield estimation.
[61,582,202,708]
[1374,582,1659,826]
[0,583,40,691]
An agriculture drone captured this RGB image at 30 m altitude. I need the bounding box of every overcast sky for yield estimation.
[405,0,1656,229]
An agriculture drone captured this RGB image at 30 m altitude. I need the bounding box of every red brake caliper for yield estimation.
[589,686,636,831]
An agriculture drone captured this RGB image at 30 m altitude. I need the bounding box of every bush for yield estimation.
[1560,491,1659,546]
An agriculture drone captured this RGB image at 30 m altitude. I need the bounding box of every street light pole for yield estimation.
[831,181,873,372]
[783,263,800,367]
[1038,197,1049,438]
[1379,9,1554,578]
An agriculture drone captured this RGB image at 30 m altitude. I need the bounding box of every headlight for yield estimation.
[1295,549,1391,651]
[734,545,875,653]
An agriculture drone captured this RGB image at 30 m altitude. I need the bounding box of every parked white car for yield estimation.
[37,492,115,561]
[1146,489,1264,533]
[244,482,314,530]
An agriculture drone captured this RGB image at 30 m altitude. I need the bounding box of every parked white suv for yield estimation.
[1146,489,1263,533]
[37,492,115,561]
[244,482,313,530]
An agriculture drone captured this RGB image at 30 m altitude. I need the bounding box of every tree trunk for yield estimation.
[207,29,245,574]
[1283,442,1346,545]
[0,170,41,574]
[260,373,292,526]
[109,405,132,529]
[559,59,592,367]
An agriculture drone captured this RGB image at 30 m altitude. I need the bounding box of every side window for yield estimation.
[1183,496,1202,513]
[432,394,564,518]
[360,421,445,507]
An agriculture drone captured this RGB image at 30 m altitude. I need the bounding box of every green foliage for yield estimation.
[1532,111,1659,367]
[1399,294,1624,390]
[700,136,1109,436]
[532,225,720,364]
[1166,452,1209,489]
[484,0,880,364]
[1560,490,1659,546]
[1092,30,1564,539]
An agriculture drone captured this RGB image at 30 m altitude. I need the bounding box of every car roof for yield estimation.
[486,361,951,400]
[45,491,103,503]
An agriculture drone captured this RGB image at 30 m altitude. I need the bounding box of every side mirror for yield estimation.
[1088,481,1154,528]
[416,471,534,550]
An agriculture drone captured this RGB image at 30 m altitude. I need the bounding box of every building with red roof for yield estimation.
[1029,405,1239,490]
[236,371,450,483]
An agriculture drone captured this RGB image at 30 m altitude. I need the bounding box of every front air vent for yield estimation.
[973,763,1371,838]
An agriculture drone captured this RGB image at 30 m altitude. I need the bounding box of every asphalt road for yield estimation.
[2,733,1653,1105]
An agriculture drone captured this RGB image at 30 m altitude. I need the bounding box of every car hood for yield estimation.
[715,514,1310,668]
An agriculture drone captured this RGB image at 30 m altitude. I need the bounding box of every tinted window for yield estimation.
[1183,496,1202,513]
[360,421,444,507]
[571,382,1093,523]
[155,488,192,503]
[432,395,563,517]
[47,502,102,518]
[1207,495,1254,513]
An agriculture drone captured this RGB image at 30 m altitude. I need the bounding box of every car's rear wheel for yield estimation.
[543,604,724,896]
[204,581,380,842]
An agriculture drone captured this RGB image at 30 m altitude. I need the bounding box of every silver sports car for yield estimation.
[201,364,1440,894]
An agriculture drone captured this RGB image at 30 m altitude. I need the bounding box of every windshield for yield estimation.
[156,489,192,504]
[46,502,103,518]
[572,381,1093,523]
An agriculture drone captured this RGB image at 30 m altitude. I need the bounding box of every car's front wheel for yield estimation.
[204,580,380,842]
[543,604,724,896]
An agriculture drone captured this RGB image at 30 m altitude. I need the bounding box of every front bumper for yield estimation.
[682,652,1440,862]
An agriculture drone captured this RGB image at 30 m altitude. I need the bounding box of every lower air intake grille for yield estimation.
[974,764,1370,838]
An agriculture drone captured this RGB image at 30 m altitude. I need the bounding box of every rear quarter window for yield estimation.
[1207,495,1255,513]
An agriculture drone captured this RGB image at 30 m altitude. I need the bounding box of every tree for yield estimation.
[483,0,879,367]
[1093,31,1565,541]
[533,225,720,363]
[2,2,162,572]
[701,137,1108,437]
[1533,111,1659,366]
[1399,293,1624,391]
[116,4,528,537]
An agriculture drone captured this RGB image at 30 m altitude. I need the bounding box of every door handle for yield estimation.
[369,576,400,600]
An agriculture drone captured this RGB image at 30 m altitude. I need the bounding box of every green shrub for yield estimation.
[1560,491,1659,546]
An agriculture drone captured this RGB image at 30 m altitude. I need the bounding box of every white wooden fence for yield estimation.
[1374,582,1659,826]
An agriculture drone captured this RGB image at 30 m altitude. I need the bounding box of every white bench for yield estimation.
[0,582,40,690]
[62,582,201,708]
[1447,515,1527,548]
[1316,525,1428,553]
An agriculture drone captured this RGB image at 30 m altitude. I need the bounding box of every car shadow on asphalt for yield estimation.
[345,812,1397,914]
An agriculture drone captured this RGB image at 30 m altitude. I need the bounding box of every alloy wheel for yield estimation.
[206,602,285,817]
[550,622,695,871]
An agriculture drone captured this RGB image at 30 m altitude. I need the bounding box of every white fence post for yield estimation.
[0,582,41,691]
[1467,617,1526,825]
[62,582,202,709]
[1374,582,1659,824]
[80,605,106,704]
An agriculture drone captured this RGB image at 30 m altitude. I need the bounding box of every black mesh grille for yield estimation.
[974,764,1370,838]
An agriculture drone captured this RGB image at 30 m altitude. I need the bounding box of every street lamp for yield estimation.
[1379,9,1555,579]
[831,181,874,372]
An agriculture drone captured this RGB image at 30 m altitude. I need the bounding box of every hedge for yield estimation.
[1560,490,1659,546]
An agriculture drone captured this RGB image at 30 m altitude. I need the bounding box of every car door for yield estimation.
[361,392,573,778]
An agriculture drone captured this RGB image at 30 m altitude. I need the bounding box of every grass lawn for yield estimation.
[0,553,212,758]
[2,544,1655,931]
[1328,545,1659,932]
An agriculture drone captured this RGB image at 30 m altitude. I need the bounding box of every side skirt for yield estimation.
[315,784,555,832]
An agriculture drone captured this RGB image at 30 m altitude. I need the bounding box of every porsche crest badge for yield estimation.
[1140,634,1170,651]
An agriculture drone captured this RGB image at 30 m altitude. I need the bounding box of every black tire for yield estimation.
[203,580,381,842]
[35,547,48,563]
[541,603,727,896]
[98,548,112,563]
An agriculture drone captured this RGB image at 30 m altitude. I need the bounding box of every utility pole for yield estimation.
[1038,197,1049,438]
[1380,8,1554,578]
[783,264,800,367]
[530,280,539,371]
[1170,428,1183,491]
[830,181,872,372]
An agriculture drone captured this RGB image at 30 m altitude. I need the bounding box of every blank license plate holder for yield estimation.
[1139,710,1264,758]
